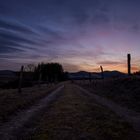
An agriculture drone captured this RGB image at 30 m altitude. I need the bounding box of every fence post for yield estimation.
[18,65,24,93]
[89,72,91,83]
[38,66,42,87]
[127,54,131,75]
[100,66,104,79]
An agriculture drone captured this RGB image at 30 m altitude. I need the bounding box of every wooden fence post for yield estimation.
[38,66,42,87]
[100,66,104,79]
[18,65,24,93]
[89,72,91,83]
[127,54,131,75]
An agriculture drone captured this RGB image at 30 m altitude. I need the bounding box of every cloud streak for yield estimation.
[0,0,140,72]
[0,19,35,34]
[97,60,123,66]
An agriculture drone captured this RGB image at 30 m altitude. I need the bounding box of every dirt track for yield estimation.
[0,85,64,140]
[0,83,139,140]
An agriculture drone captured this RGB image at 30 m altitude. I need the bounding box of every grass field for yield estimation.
[0,83,62,124]
[76,77,140,112]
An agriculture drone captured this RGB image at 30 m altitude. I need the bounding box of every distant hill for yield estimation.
[68,71,100,79]
[68,70,126,79]
[0,70,16,78]
[0,70,17,86]
[103,71,127,78]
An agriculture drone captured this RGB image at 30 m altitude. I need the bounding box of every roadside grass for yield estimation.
[29,84,135,140]
[0,83,62,124]
[76,77,140,112]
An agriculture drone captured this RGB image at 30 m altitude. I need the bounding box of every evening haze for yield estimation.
[0,0,140,72]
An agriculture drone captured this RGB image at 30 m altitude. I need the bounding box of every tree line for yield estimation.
[1,62,68,89]
[33,62,67,82]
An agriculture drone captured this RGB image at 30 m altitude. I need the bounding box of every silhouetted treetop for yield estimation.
[34,62,64,82]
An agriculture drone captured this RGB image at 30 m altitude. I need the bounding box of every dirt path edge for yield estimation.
[0,85,64,140]
[76,84,140,132]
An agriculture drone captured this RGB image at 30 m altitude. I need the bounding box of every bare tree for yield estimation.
[25,64,35,72]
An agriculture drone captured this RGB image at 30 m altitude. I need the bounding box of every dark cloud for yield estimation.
[0,19,35,34]
[0,39,34,54]
[0,19,41,54]
[0,40,21,47]
[0,0,101,24]
[0,25,40,55]
[0,18,69,57]
[0,45,23,53]
[0,32,33,44]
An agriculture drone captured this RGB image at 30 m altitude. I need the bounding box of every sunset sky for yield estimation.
[0,0,140,72]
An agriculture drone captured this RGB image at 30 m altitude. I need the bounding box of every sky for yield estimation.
[0,0,140,72]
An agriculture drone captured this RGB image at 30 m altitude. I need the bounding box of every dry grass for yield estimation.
[0,83,62,124]
[76,77,140,112]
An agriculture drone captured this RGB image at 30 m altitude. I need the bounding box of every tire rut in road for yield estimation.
[76,85,140,132]
[0,85,64,140]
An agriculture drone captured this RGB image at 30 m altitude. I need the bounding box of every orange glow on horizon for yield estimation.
[65,63,140,73]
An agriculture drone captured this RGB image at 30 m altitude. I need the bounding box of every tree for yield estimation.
[25,64,35,72]
[34,62,64,82]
